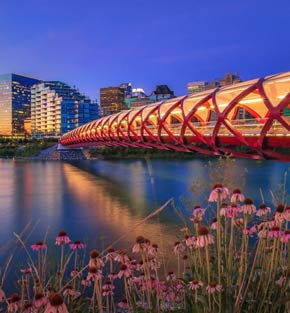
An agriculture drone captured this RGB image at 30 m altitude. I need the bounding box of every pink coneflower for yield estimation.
[235,218,244,227]
[192,205,206,219]
[175,283,183,291]
[241,198,256,215]
[280,230,290,243]
[23,302,34,313]
[166,271,176,281]
[188,279,204,290]
[69,240,85,250]
[242,227,255,237]
[20,267,32,275]
[274,204,285,223]
[184,235,195,247]
[196,226,214,248]
[220,203,228,216]
[148,243,158,256]
[173,241,186,255]
[210,218,217,230]
[102,287,114,296]
[70,268,80,278]
[258,228,268,239]
[31,241,47,251]
[136,260,144,271]
[89,249,104,268]
[128,259,137,270]
[105,247,117,262]
[55,231,70,245]
[7,293,21,312]
[34,293,47,308]
[165,289,181,302]
[63,285,81,297]
[208,183,229,202]
[206,282,222,294]
[130,276,143,286]
[148,256,161,270]
[87,266,103,281]
[133,236,150,254]
[118,263,132,279]
[44,293,68,313]
[102,281,115,296]
[151,276,159,289]
[132,235,145,253]
[256,203,271,217]
[230,188,245,203]
[275,275,286,287]
[250,223,258,233]
[118,298,129,309]
[191,217,201,224]
[227,204,240,218]
[108,272,118,280]
[81,279,91,287]
[268,217,278,228]
[283,206,290,221]
[114,248,129,263]
[269,226,281,238]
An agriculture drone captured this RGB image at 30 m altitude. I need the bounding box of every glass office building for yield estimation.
[100,87,126,116]
[0,73,40,136]
[31,81,98,137]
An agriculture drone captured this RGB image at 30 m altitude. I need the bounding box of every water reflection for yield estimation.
[0,158,289,268]
[62,162,177,258]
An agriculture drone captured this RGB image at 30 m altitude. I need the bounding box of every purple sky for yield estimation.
[0,0,290,101]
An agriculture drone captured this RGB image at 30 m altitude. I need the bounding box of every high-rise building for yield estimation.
[187,81,210,95]
[187,72,242,95]
[124,87,151,109]
[119,83,132,98]
[31,81,98,137]
[0,73,41,136]
[219,72,241,87]
[150,85,175,102]
[130,97,153,109]
[100,87,126,116]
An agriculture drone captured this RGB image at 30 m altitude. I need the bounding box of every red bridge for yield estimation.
[60,71,290,161]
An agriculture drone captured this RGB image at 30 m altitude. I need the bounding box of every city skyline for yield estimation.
[0,0,290,100]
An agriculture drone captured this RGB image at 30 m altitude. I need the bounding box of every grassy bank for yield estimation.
[88,146,203,160]
[0,138,58,158]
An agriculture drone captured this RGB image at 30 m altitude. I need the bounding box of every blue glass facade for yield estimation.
[0,73,40,136]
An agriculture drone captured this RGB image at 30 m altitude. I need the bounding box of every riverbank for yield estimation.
[0,138,207,161]
[88,146,203,160]
[0,138,58,158]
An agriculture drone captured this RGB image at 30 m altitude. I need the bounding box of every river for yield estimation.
[0,158,289,270]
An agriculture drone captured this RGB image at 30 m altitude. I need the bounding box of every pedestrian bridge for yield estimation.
[60,71,290,161]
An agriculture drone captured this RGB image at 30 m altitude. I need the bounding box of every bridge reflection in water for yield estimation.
[60,71,290,161]
[62,162,177,262]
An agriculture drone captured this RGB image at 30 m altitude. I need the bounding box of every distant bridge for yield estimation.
[60,71,290,161]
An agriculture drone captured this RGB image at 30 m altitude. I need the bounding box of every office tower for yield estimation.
[188,73,242,95]
[0,73,41,136]
[100,87,126,115]
[187,81,210,95]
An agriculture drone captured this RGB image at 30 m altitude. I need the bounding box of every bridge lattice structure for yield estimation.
[60,71,290,161]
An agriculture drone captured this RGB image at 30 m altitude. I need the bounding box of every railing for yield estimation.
[127,117,290,137]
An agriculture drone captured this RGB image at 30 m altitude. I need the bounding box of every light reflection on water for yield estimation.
[0,158,289,269]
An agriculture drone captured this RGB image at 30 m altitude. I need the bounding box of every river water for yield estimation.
[0,158,289,269]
